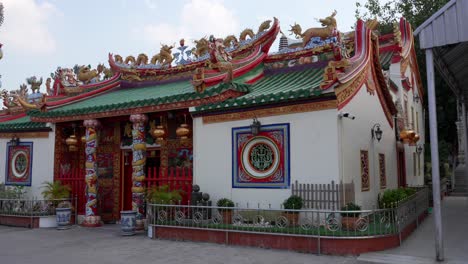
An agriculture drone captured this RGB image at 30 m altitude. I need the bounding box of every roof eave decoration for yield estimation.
[28,82,250,123]
[109,18,280,87]
[334,19,397,127]
[40,74,121,111]
[49,64,117,97]
[396,18,425,103]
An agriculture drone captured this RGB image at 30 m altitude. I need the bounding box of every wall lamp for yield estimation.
[416,144,424,155]
[251,117,261,136]
[371,124,383,142]
[9,134,20,147]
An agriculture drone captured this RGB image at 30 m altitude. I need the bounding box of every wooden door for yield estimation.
[397,148,407,187]
[122,151,133,211]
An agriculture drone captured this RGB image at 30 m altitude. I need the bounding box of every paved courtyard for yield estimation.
[0,224,358,264]
[359,196,468,264]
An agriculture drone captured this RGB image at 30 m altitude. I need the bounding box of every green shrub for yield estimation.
[146,185,182,204]
[403,188,416,197]
[0,183,27,199]
[341,202,362,217]
[216,198,234,211]
[283,195,303,210]
[378,187,417,208]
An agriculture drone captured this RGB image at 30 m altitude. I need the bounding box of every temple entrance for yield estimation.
[121,149,161,212]
[122,150,133,211]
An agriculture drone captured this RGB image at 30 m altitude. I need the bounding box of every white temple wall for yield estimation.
[0,125,55,199]
[340,83,398,209]
[388,59,425,186]
[192,109,339,209]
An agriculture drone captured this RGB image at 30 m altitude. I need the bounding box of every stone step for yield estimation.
[357,253,438,264]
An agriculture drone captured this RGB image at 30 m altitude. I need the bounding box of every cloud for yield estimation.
[144,0,158,9]
[142,0,239,46]
[180,0,239,38]
[0,0,60,55]
[143,23,181,46]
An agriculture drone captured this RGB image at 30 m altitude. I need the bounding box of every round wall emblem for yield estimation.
[11,150,28,178]
[241,137,280,178]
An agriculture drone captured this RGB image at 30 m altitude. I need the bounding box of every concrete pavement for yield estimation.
[358,197,468,264]
[0,224,358,264]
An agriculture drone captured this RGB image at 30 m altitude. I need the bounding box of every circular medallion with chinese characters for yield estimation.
[241,137,280,179]
[11,150,28,178]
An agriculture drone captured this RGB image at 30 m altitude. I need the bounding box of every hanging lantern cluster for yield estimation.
[65,124,79,152]
[151,116,166,143]
[66,134,78,151]
[176,114,190,140]
[399,129,420,145]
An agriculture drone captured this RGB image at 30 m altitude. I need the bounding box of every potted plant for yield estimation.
[282,195,303,227]
[340,202,362,230]
[216,198,234,224]
[41,181,72,229]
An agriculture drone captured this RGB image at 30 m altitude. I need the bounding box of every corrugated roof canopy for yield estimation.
[414,0,468,97]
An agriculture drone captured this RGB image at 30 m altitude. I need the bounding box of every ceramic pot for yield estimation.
[56,208,71,230]
[120,210,137,236]
[283,212,300,227]
[221,210,232,225]
[341,216,359,230]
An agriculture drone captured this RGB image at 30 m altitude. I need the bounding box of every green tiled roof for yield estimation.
[29,81,250,118]
[380,51,393,70]
[0,116,49,131]
[194,67,327,112]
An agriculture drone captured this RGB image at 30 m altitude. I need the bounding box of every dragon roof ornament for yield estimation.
[49,64,114,96]
[110,18,276,71]
[2,76,47,112]
[109,18,279,86]
[289,10,338,47]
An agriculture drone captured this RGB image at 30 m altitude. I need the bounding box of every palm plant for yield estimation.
[41,181,71,204]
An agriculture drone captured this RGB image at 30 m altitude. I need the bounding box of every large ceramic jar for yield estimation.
[56,208,72,230]
[120,210,137,236]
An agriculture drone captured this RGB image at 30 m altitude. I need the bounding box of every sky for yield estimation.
[0,0,386,93]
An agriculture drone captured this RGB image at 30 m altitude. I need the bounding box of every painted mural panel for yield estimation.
[5,142,33,186]
[232,123,290,188]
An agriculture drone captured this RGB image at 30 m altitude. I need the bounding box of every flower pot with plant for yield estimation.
[146,185,183,223]
[216,198,234,224]
[41,181,72,229]
[282,195,303,227]
[340,202,362,230]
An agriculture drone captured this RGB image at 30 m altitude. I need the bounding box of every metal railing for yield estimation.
[0,197,78,227]
[148,187,428,241]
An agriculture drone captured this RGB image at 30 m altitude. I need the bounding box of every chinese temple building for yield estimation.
[0,13,424,226]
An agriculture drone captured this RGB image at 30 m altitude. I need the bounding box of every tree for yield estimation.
[355,0,455,169]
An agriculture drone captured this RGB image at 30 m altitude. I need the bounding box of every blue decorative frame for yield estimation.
[232,123,290,189]
[5,141,33,186]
